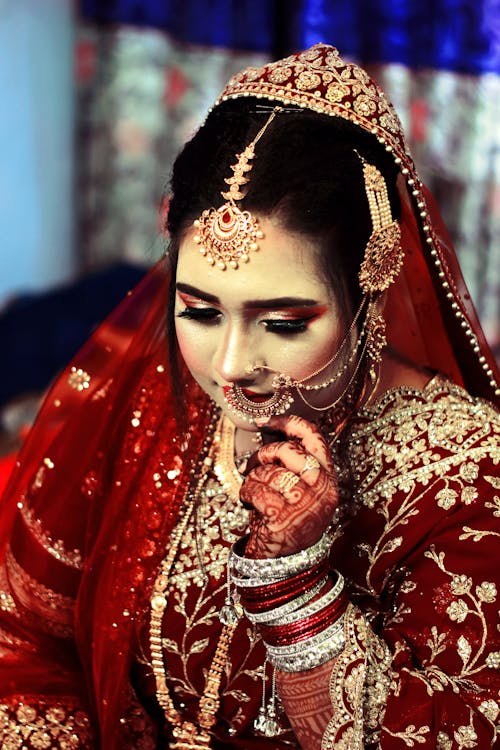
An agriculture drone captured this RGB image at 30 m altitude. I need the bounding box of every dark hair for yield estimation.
[165,99,401,394]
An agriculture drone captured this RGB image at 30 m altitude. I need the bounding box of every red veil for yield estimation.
[0,44,498,748]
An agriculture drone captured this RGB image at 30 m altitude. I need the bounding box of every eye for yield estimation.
[262,318,309,334]
[176,306,222,324]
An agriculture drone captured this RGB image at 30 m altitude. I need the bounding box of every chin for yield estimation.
[219,405,262,431]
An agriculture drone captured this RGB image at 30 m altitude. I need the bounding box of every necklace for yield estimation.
[149,413,241,749]
[212,417,244,502]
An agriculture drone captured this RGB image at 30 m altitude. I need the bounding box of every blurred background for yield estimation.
[0,0,499,450]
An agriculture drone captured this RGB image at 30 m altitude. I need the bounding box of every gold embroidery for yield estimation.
[485,475,500,490]
[0,697,93,749]
[437,731,453,750]
[384,723,431,745]
[322,605,366,750]
[0,624,37,652]
[416,546,494,689]
[478,699,499,723]
[220,45,404,154]
[486,652,500,668]
[18,503,83,570]
[485,495,500,516]
[157,463,275,738]
[364,629,392,735]
[454,715,478,749]
[2,548,74,637]
[459,525,500,542]
[0,586,16,614]
[349,378,499,509]
[169,474,249,591]
[322,379,499,744]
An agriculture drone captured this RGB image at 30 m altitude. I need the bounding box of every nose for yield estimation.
[213,322,255,383]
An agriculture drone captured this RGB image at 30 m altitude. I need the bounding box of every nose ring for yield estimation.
[244,360,266,375]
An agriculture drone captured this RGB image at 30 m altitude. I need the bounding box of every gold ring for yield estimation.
[299,455,320,475]
[277,471,300,493]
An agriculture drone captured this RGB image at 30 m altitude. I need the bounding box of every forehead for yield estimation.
[176,216,333,304]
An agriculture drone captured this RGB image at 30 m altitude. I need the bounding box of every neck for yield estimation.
[233,426,262,458]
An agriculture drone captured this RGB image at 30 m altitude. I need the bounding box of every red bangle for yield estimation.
[238,560,329,613]
[260,593,348,647]
[238,559,327,601]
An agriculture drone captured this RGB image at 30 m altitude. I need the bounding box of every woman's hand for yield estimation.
[240,415,338,559]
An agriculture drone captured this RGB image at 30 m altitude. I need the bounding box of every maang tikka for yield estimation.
[193,108,280,270]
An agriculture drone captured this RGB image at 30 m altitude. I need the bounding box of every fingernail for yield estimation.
[254,417,270,427]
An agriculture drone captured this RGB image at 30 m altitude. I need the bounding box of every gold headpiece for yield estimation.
[356,153,403,294]
[193,108,279,270]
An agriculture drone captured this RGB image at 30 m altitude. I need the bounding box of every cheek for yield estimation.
[175,322,212,377]
[280,324,342,381]
[288,343,334,380]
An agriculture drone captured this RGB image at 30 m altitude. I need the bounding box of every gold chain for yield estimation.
[212,417,243,502]
[149,413,238,748]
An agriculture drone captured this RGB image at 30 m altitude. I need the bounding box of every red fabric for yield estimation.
[330,381,500,745]
[0,453,16,497]
[0,259,213,747]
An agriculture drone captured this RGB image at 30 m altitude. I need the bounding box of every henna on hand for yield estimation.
[241,415,338,559]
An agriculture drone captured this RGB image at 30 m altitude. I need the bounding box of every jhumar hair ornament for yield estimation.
[193,108,280,270]
[356,152,403,294]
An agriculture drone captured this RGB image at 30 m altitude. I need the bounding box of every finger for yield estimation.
[241,474,314,533]
[248,453,322,491]
[264,414,334,473]
[246,463,313,501]
[240,475,286,517]
[256,440,308,475]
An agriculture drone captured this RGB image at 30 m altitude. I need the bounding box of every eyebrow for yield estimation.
[176,283,320,309]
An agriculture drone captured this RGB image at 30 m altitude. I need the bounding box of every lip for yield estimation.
[223,386,272,404]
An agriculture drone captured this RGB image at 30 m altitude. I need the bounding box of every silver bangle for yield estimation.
[231,572,289,588]
[265,572,344,627]
[243,576,329,624]
[265,616,346,673]
[230,529,333,580]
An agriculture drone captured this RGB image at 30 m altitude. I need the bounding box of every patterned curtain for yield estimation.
[76,0,500,357]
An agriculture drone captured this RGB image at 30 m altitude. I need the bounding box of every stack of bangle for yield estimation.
[229,531,348,672]
[235,560,330,614]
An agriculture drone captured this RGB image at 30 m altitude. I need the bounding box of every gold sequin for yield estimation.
[68,367,90,392]
[486,651,500,669]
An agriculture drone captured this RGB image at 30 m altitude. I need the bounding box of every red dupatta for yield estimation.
[0,257,213,746]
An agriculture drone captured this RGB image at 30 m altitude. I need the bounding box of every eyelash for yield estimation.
[177,307,309,335]
[177,307,221,323]
[262,319,308,334]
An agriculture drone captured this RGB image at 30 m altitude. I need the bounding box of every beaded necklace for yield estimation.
[149,413,243,749]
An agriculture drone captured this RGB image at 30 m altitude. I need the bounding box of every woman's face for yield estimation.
[174,215,349,431]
